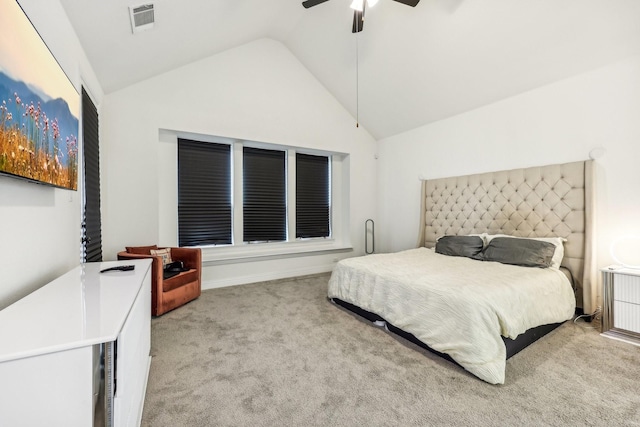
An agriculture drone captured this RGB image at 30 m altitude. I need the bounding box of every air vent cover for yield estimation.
[129,3,155,33]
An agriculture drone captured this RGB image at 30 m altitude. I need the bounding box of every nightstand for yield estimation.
[601,267,640,346]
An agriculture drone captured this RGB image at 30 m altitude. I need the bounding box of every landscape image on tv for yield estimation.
[0,0,79,190]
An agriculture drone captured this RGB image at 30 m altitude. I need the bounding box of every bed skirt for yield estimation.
[330,298,564,363]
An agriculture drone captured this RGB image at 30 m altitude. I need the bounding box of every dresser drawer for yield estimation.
[613,273,640,304]
[614,301,640,333]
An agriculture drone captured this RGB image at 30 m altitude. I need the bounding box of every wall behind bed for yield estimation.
[376,54,640,307]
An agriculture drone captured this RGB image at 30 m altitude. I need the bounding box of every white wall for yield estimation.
[377,55,640,289]
[0,0,103,309]
[101,38,377,287]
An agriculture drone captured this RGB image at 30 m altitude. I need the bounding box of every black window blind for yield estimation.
[296,153,330,238]
[82,87,102,262]
[178,139,232,246]
[243,147,286,242]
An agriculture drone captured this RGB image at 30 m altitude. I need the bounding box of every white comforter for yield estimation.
[327,248,575,384]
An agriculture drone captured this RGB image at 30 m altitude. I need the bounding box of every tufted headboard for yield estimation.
[417,160,596,313]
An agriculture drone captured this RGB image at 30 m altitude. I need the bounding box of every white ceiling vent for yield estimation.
[129,4,155,33]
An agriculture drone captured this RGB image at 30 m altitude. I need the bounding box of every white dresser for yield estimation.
[0,259,152,427]
[601,267,640,345]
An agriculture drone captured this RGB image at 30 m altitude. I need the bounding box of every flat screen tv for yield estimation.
[0,0,79,190]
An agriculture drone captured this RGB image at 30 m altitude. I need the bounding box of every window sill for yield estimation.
[201,240,353,265]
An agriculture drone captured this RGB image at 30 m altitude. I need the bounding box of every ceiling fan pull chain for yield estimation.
[356,33,359,128]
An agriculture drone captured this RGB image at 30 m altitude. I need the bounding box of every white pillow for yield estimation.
[482,234,565,269]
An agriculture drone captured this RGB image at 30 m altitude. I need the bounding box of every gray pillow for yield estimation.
[480,237,555,268]
[435,235,484,258]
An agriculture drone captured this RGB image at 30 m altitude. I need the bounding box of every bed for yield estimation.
[328,160,597,384]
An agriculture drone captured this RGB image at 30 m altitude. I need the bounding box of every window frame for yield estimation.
[164,131,351,264]
[242,146,287,243]
[296,152,331,239]
[177,138,232,247]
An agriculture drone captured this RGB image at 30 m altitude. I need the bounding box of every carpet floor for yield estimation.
[141,273,640,426]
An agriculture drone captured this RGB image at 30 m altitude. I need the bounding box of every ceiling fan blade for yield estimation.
[392,0,420,6]
[352,4,365,33]
[302,0,331,8]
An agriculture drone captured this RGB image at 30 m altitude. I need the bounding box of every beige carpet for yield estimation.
[142,273,640,426]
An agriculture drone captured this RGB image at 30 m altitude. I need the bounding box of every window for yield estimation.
[243,147,286,242]
[82,87,102,262]
[178,138,232,246]
[296,153,330,238]
[176,137,335,250]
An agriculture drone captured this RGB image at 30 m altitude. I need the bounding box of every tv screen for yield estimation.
[0,0,79,190]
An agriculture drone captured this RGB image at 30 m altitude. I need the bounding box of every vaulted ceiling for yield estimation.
[59,0,640,139]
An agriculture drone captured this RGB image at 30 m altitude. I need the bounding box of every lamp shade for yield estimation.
[610,235,640,269]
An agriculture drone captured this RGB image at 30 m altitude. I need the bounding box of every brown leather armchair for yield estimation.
[117,245,201,316]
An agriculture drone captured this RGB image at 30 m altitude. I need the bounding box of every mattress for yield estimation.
[327,248,576,384]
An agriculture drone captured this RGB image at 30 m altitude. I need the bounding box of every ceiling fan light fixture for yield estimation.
[350,0,378,10]
[350,0,364,12]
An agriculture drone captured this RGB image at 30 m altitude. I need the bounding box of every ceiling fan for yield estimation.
[302,0,420,33]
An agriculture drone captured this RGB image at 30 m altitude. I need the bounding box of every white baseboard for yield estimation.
[201,263,335,290]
